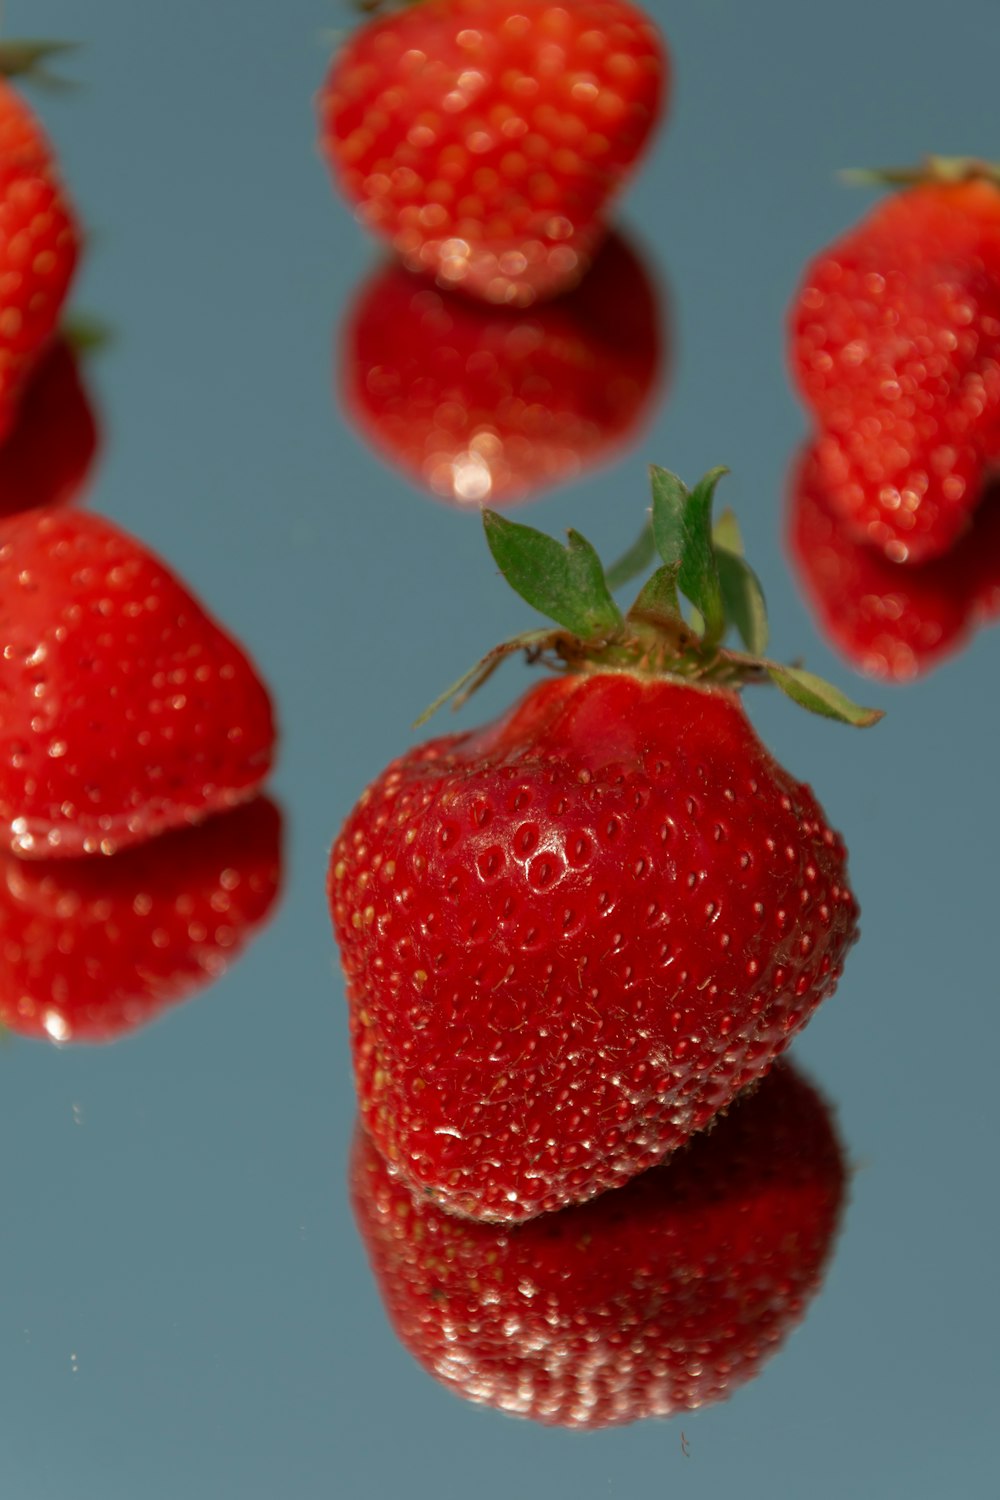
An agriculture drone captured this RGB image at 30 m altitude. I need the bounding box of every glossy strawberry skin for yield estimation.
[788,445,1000,679]
[319,0,666,307]
[351,1060,847,1428]
[789,180,1000,563]
[0,79,79,439]
[0,510,276,859]
[0,796,282,1043]
[0,338,98,519]
[330,673,858,1223]
[342,230,664,505]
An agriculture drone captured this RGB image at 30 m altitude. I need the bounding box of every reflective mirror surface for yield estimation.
[1,3,997,1497]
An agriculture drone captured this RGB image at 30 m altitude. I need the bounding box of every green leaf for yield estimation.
[767,665,884,727]
[604,518,656,592]
[63,313,114,354]
[649,466,688,570]
[676,468,728,646]
[483,511,623,639]
[712,508,744,558]
[716,548,769,654]
[629,563,682,627]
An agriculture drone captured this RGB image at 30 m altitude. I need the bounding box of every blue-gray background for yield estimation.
[1,2,997,1495]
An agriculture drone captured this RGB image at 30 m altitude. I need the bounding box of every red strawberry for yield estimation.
[0,336,98,519]
[329,469,878,1222]
[342,229,664,505]
[0,509,276,859]
[0,795,282,1043]
[318,0,666,307]
[351,1060,847,1428]
[789,161,1000,564]
[0,61,79,441]
[788,444,1000,680]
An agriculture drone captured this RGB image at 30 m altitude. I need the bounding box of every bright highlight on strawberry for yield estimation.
[352,1061,847,1427]
[319,0,667,306]
[329,467,879,1223]
[0,510,277,859]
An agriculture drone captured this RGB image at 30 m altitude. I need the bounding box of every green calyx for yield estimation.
[417,466,883,729]
[351,0,424,18]
[0,40,77,87]
[839,155,1000,190]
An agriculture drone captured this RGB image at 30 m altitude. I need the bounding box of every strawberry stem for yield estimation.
[418,466,884,729]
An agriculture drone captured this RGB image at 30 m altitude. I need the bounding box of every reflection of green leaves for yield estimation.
[483,511,622,639]
[767,665,883,727]
[651,466,726,645]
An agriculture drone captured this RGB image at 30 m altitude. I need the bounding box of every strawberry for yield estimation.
[0,796,282,1043]
[318,0,666,307]
[0,509,276,859]
[329,468,878,1222]
[788,443,1000,680]
[0,50,79,441]
[0,336,98,519]
[789,158,1000,564]
[342,229,664,505]
[351,1060,847,1428]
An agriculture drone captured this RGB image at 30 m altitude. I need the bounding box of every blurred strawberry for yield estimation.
[0,796,282,1043]
[0,52,80,440]
[788,165,1000,563]
[0,508,277,859]
[788,444,1000,680]
[351,1061,846,1429]
[342,230,664,505]
[319,0,667,306]
[0,336,97,519]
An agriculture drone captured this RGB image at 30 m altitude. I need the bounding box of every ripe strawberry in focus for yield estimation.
[329,469,878,1223]
[789,160,1000,564]
[352,1061,847,1428]
[319,0,666,307]
[335,675,856,1222]
[342,230,664,505]
[0,510,276,859]
[788,444,1000,680]
[0,337,97,518]
[0,796,282,1043]
[0,55,79,441]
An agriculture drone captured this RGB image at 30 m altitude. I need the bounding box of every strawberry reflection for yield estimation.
[0,796,281,1043]
[340,231,666,507]
[351,1060,845,1430]
[788,444,1000,680]
[0,338,98,519]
